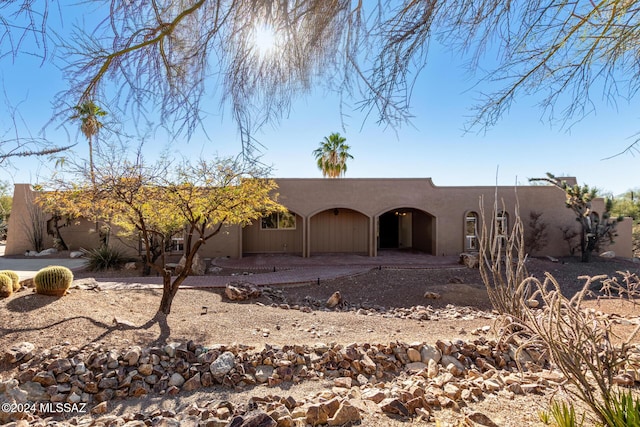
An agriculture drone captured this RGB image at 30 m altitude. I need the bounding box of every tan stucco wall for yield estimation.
[243,213,303,254]
[6,179,634,259]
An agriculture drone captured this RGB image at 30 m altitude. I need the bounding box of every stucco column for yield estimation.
[304,215,310,258]
[302,216,307,258]
[369,215,376,257]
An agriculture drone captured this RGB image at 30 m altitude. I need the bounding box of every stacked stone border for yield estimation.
[3,336,640,426]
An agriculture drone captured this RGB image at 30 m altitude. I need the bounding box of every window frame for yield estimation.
[261,211,297,230]
[465,212,479,251]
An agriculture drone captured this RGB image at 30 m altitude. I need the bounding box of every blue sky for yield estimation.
[1,6,638,196]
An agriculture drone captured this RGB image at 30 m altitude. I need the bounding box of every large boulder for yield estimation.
[225,282,261,301]
[176,253,207,275]
[459,252,479,268]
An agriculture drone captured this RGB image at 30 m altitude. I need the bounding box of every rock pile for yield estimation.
[3,339,639,426]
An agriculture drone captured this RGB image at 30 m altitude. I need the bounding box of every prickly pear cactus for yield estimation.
[0,270,20,291]
[34,266,74,297]
[0,273,13,298]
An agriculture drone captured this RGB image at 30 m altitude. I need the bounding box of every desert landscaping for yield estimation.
[1,254,639,427]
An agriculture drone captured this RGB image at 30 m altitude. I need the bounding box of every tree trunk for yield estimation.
[581,249,592,263]
[158,271,187,315]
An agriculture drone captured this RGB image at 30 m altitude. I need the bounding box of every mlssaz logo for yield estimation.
[39,402,88,413]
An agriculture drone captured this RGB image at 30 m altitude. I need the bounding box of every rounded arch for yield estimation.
[308,205,369,219]
[309,207,369,254]
[376,207,435,254]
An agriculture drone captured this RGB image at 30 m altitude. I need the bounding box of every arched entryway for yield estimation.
[377,208,435,254]
[309,208,368,254]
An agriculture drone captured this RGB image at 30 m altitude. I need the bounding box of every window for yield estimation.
[465,212,478,250]
[261,211,296,230]
[171,237,184,252]
[496,211,508,238]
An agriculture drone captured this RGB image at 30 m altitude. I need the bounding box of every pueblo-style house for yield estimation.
[5,178,634,259]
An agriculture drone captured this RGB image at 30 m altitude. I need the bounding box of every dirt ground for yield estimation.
[1,255,639,426]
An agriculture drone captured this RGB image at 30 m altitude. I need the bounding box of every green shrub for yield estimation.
[544,401,584,427]
[599,391,640,427]
[82,246,133,271]
[0,270,20,291]
[0,273,13,298]
[34,266,74,296]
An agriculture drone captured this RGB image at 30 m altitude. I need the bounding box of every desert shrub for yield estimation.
[479,196,640,426]
[0,273,13,298]
[34,266,74,296]
[0,270,20,291]
[82,245,133,271]
[478,196,530,320]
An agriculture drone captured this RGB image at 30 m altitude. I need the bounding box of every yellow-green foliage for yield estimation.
[0,270,20,291]
[34,266,74,296]
[0,273,13,298]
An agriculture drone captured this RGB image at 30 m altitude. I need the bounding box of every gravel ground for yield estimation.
[1,254,639,426]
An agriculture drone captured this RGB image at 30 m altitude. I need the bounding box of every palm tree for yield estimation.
[312,132,353,178]
[71,101,107,184]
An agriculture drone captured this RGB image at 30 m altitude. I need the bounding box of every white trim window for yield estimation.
[261,211,296,230]
[465,212,478,251]
[171,237,185,252]
[496,211,508,240]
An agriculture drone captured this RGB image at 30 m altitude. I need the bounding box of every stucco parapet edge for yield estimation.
[272,177,573,191]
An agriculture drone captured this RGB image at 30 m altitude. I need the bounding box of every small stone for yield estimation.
[138,363,153,376]
[406,362,427,372]
[182,373,201,391]
[32,371,56,387]
[467,411,500,427]
[379,398,409,416]
[306,404,329,426]
[91,401,108,414]
[210,351,235,380]
[328,402,361,426]
[525,299,540,308]
[124,347,142,366]
[420,345,442,364]
[326,291,342,308]
[333,377,352,388]
[5,342,35,363]
[255,365,273,384]
[407,348,421,362]
[423,291,441,299]
[168,373,185,387]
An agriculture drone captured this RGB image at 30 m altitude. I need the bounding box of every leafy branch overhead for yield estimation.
[4,1,640,155]
[529,173,623,262]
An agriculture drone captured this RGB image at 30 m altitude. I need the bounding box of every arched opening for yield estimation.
[377,208,435,254]
[309,208,368,254]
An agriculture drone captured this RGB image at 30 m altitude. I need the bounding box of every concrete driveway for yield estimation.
[0,245,86,281]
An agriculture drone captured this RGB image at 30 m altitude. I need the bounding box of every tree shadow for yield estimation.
[0,312,172,360]
[4,291,60,312]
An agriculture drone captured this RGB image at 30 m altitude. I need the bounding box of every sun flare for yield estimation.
[253,24,278,57]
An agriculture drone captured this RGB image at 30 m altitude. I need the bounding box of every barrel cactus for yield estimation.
[0,270,20,292]
[34,266,74,296]
[0,273,13,298]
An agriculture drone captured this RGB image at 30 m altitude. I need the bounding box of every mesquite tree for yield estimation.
[42,153,283,315]
[530,173,623,262]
